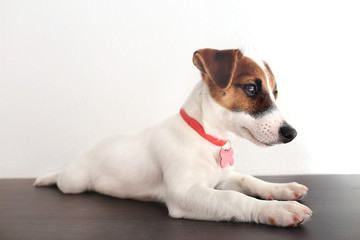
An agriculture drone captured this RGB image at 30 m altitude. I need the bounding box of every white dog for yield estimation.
[35,48,312,227]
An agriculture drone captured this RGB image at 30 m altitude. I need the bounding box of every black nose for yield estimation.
[279,124,297,143]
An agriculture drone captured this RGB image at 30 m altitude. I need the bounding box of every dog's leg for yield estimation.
[166,184,312,227]
[33,172,57,187]
[218,172,308,201]
[34,160,90,194]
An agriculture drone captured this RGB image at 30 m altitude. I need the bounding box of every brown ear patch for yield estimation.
[193,48,242,89]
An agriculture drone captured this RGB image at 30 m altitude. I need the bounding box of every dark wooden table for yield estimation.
[1,175,360,240]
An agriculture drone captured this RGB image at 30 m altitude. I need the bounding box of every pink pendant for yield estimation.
[220,148,234,168]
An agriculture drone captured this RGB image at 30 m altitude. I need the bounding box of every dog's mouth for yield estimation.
[241,127,273,147]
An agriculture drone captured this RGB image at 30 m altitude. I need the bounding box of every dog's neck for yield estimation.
[182,81,234,142]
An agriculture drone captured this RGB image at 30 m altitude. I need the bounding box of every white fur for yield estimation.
[256,59,276,103]
[34,80,311,227]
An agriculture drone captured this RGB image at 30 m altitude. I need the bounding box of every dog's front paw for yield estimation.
[260,201,312,227]
[262,182,308,201]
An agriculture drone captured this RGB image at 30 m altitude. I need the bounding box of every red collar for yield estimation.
[180,108,234,168]
[179,108,228,147]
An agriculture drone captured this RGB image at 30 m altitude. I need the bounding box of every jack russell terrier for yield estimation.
[35,48,312,227]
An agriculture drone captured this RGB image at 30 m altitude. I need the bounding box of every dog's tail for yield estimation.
[33,172,58,187]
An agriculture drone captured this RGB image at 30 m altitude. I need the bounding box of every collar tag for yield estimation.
[220,147,234,168]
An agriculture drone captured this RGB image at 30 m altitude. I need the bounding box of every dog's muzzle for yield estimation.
[279,123,297,143]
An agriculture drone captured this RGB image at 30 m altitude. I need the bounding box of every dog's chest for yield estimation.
[194,146,235,189]
[207,166,233,189]
[205,149,234,188]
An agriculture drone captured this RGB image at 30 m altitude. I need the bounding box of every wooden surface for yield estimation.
[1,175,360,240]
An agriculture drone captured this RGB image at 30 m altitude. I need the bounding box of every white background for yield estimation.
[1,0,360,178]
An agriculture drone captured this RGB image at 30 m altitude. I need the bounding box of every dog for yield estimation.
[34,48,312,227]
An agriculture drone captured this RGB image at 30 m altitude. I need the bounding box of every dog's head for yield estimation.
[193,48,296,146]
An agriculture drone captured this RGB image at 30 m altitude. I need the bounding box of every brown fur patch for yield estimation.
[268,217,276,225]
[193,49,277,116]
[193,49,241,89]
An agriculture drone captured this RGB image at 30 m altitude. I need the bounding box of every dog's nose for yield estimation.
[279,124,297,143]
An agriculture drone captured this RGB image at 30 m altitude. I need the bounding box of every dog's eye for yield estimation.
[244,84,257,96]
[234,83,259,97]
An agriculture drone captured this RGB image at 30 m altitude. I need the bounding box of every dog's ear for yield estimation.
[193,48,242,89]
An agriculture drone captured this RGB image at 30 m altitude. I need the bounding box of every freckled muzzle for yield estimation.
[279,123,297,143]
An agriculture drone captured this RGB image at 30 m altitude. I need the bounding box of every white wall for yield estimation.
[1,0,360,178]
